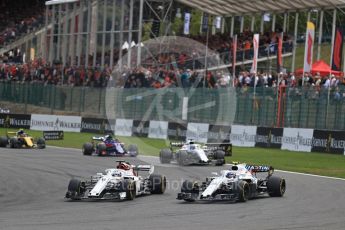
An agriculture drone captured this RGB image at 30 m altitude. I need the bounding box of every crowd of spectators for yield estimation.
[0,60,112,87]
[0,0,45,48]
[2,58,345,100]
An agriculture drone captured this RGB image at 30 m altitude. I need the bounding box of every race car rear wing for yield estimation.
[205,143,232,156]
[170,142,185,148]
[92,136,105,141]
[133,165,154,174]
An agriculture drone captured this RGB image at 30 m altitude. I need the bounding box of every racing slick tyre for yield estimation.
[66,179,83,200]
[127,144,138,157]
[159,149,173,164]
[238,181,250,202]
[9,137,20,148]
[149,174,167,194]
[181,180,199,202]
[82,142,94,155]
[177,150,188,166]
[267,176,286,197]
[36,137,46,149]
[214,150,225,166]
[0,136,8,147]
[124,180,136,200]
[97,143,107,156]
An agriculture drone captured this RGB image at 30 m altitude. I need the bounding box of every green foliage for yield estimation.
[171,17,183,35]
[142,22,152,41]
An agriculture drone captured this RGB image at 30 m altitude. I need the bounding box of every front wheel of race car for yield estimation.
[82,142,94,155]
[149,174,166,194]
[124,180,136,200]
[0,136,8,147]
[181,180,199,202]
[66,179,83,200]
[36,137,46,149]
[177,150,188,166]
[159,149,173,164]
[214,150,225,166]
[267,176,286,197]
[127,144,138,157]
[238,181,250,202]
[9,138,20,148]
[97,143,107,156]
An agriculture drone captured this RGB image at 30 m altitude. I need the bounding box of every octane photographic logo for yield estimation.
[106,36,237,148]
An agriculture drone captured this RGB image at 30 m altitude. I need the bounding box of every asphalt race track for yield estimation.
[1,147,345,230]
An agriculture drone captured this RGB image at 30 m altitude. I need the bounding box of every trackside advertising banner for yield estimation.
[186,122,209,143]
[230,125,257,147]
[115,119,133,137]
[311,130,345,155]
[148,120,168,139]
[281,128,314,152]
[255,127,283,149]
[132,120,149,137]
[30,114,82,132]
[167,122,187,141]
[80,118,114,134]
[0,114,31,129]
[207,125,231,143]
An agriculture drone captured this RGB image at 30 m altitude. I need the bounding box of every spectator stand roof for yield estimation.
[176,0,345,16]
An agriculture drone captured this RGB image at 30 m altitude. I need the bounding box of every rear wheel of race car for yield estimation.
[214,150,225,166]
[149,174,166,194]
[159,149,173,164]
[67,179,83,200]
[267,176,286,197]
[9,138,20,148]
[124,180,136,200]
[82,142,94,155]
[97,143,107,156]
[181,180,199,202]
[238,181,250,202]
[36,137,46,149]
[177,150,188,166]
[127,144,138,157]
[0,136,8,147]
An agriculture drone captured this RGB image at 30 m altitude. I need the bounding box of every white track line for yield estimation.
[48,146,345,181]
[274,170,345,181]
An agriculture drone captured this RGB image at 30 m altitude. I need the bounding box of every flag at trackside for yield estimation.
[251,34,259,73]
[232,34,237,86]
[331,28,344,71]
[277,32,283,73]
[303,22,315,73]
[184,13,191,35]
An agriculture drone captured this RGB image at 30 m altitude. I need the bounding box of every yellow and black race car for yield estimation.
[0,129,45,149]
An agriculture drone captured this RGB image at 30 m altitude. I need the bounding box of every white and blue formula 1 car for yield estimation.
[177,163,286,202]
[159,139,232,166]
[65,161,166,201]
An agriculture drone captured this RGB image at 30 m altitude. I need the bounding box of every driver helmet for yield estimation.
[117,162,130,170]
[226,172,236,178]
[105,134,113,140]
[17,129,25,135]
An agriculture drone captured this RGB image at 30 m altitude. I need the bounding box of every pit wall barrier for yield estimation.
[1,113,344,155]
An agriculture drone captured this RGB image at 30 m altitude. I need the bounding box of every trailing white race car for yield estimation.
[65,161,166,201]
[177,163,286,202]
[159,139,232,166]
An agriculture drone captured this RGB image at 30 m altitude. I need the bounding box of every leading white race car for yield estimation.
[65,161,166,201]
[177,163,286,202]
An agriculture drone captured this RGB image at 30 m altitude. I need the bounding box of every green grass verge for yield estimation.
[1,128,345,178]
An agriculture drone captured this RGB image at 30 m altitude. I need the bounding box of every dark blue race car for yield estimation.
[82,135,138,157]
